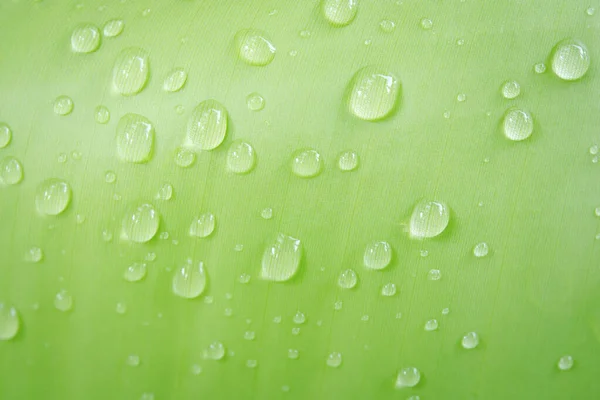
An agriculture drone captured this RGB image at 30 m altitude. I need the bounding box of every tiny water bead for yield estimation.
[116,302,127,314]
[53,95,74,116]
[104,171,116,183]
[235,29,276,66]
[587,7,596,16]
[25,247,43,263]
[337,150,359,171]
[550,39,590,81]
[395,367,421,388]
[172,260,207,299]
[558,355,574,371]
[326,352,343,368]
[54,289,73,312]
[185,100,228,151]
[334,301,343,310]
[442,308,450,315]
[127,354,140,367]
[420,18,433,30]
[379,19,396,33]
[121,203,160,243]
[322,0,358,27]
[35,179,72,216]
[534,63,547,74]
[71,24,100,53]
[238,273,251,284]
[427,269,441,281]
[191,364,202,375]
[112,47,150,96]
[155,183,173,201]
[0,123,11,148]
[347,67,400,121]
[244,331,256,340]
[103,19,124,37]
[0,303,19,340]
[590,145,599,155]
[501,80,521,99]
[261,207,273,219]
[409,200,450,239]
[261,233,302,282]
[381,283,397,296]
[461,331,480,349]
[457,93,466,102]
[163,68,187,92]
[473,242,489,257]
[338,269,358,289]
[124,262,147,282]
[246,359,258,368]
[288,349,299,359]
[246,92,265,111]
[293,311,306,324]
[363,241,392,270]
[0,157,23,185]
[174,147,195,168]
[116,113,155,163]
[204,341,225,360]
[291,149,322,178]
[95,105,110,124]
[424,319,439,331]
[503,108,533,141]
[140,393,154,400]
[595,207,600,217]
[226,141,256,174]
[188,213,216,238]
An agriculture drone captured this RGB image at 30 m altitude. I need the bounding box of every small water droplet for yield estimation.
[590,144,599,155]
[71,24,100,53]
[586,7,596,16]
[261,207,273,219]
[234,244,244,252]
[291,148,322,178]
[112,47,150,96]
[503,108,533,141]
[124,262,147,282]
[25,246,43,263]
[282,385,290,392]
[174,147,195,168]
[427,269,441,281]
[53,95,74,116]
[244,331,255,340]
[0,303,19,340]
[534,62,547,74]
[461,331,479,349]
[246,92,265,111]
[0,157,23,185]
[261,233,302,282]
[116,302,127,314]
[420,18,433,30]
[443,111,451,119]
[338,151,359,171]
[163,68,187,92]
[175,104,185,115]
[293,311,306,324]
[57,153,67,163]
[141,8,151,17]
[361,314,370,322]
[347,67,400,121]
[155,183,173,201]
[145,252,156,262]
[0,123,12,148]
[442,307,450,315]
[420,249,429,257]
[379,19,396,33]
[291,327,300,335]
[104,171,116,184]
[189,213,216,238]
[121,204,159,243]
[363,241,392,270]
[101,229,113,242]
[126,354,140,366]
[299,29,311,38]
[273,315,282,323]
[473,242,489,257]
[185,100,228,151]
[424,319,438,331]
[288,50,298,56]
[557,355,574,371]
[140,393,154,400]
[322,0,357,26]
[456,38,465,46]
[103,19,124,37]
[409,200,450,239]
[395,367,421,388]
[227,141,256,174]
[550,39,590,81]
[338,269,358,289]
[456,93,466,102]
[246,359,258,368]
[204,341,225,360]
[191,364,202,375]
[236,29,276,66]
[54,289,73,312]
[396,312,402,319]
[288,348,299,359]
[334,301,343,310]
[326,352,342,368]
[116,113,154,163]
[172,260,207,299]
[381,283,397,297]
[94,105,110,124]
[203,296,214,305]
[35,179,71,216]
[501,80,521,99]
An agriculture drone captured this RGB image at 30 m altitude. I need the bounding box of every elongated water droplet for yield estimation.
[54,289,73,312]
[189,213,216,238]
[338,269,358,289]
[503,108,533,141]
[381,283,397,296]
[322,0,358,26]
[326,352,342,367]
[163,68,187,92]
[501,80,520,99]
[473,242,489,257]
[103,19,124,37]
[246,92,265,111]
[94,105,110,124]
[155,183,173,201]
[557,355,574,371]
[54,96,74,116]
[0,157,23,185]
[124,262,147,282]
[35,179,71,215]
[235,29,276,66]
[185,100,228,151]
[424,319,438,331]
[0,303,19,340]
[172,260,207,299]
[204,341,225,360]
[338,150,359,171]
[121,203,159,243]
[112,47,150,96]
[363,241,392,270]
[0,123,11,148]
[174,147,195,168]
[291,149,322,178]
[116,113,154,163]
[226,141,255,174]
[71,24,100,53]
[347,67,400,121]
[409,200,450,239]
[551,39,590,81]
[461,331,479,349]
[261,233,302,282]
[395,367,421,388]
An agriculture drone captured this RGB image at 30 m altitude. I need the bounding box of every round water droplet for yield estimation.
[534,63,547,74]
[0,157,23,185]
[326,352,342,367]
[551,39,590,81]
[409,200,450,239]
[381,283,397,296]
[104,171,116,184]
[0,303,19,340]
[174,147,195,168]
[112,47,150,96]
[473,242,489,257]
[558,355,574,371]
[334,301,343,310]
[0,123,12,148]
[35,179,71,215]
[95,106,110,124]
[587,7,596,16]
[379,19,396,33]
[246,92,265,111]
[124,262,147,282]
[288,348,299,359]
[424,319,438,331]
[204,341,225,360]
[501,81,520,99]
[163,68,187,92]
[590,145,599,155]
[503,108,533,141]
[363,241,392,270]
[338,151,359,171]
[427,269,441,281]
[191,364,202,375]
[261,207,273,219]
[227,141,256,174]
[322,0,358,27]
[244,331,256,340]
[54,289,73,312]
[54,96,74,116]
[457,93,466,102]
[172,260,207,299]
[338,269,358,289]
[103,19,124,37]
[189,213,216,238]
[71,24,100,53]
[121,203,160,243]
[261,233,302,282]
[155,183,173,201]
[395,367,421,388]
[420,18,433,30]
[26,246,43,263]
[126,354,140,366]
[291,149,322,178]
[293,311,306,324]
[116,113,154,163]
[236,29,276,66]
[461,331,479,349]
[347,67,400,121]
[185,100,228,151]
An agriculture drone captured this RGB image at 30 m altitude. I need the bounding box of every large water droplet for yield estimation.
[53,95,74,116]
[35,179,71,215]
[461,331,479,349]
[322,0,358,27]
[409,200,450,239]
[236,29,276,66]
[189,213,216,238]
[121,203,160,243]
[395,367,421,388]
[0,123,11,148]
[95,105,110,124]
[557,355,574,371]
[54,289,73,312]
[124,262,147,282]
[204,341,225,360]
[503,108,533,141]
[338,150,359,171]
[338,269,358,289]
[185,100,228,151]
[112,47,150,96]
[163,68,187,92]
[551,39,590,81]
[261,233,302,282]
[103,19,124,37]
[116,113,154,163]
[501,80,520,99]
[347,67,400,121]
[291,149,322,178]
[0,157,23,185]
[363,241,392,270]
[172,260,207,299]
[227,141,256,174]
[71,24,100,53]
[0,303,19,340]
[326,352,343,367]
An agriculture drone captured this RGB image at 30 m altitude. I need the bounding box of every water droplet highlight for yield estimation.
[0,157,23,185]
[244,331,256,340]
[124,262,147,282]
[461,331,480,349]
[288,349,299,359]
[155,183,173,201]
[95,105,110,124]
[261,233,302,282]
[501,81,520,99]
[116,113,154,163]
[236,29,276,66]
[395,367,421,388]
[189,213,216,238]
[246,92,265,111]
[53,96,74,116]
[204,341,225,360]
[71,24,100,53]
[473,242,489,257]
[326,352,342,367]
[54,289,73,312]
[293,311,306,324]
[163,68,187,92]
[363,241,392,270]
[25,247,43,263]
[174,147,195,168]
[185,100,228,151]
[427,269,441,281]
[261,207,273,219]
[121,203,160,243]
[379,19,396,33]
[534,63,547,74]
[322,0,358,27]
[112,47,150,96]
[227,141,256,174]
[381,283,397,296]
[424,319,438,331]
[409,200,450,239]
[503,108,533,141]
[0,303,19,340]
[338,150,359,171]
[558,355,574,371]
[338,269,358,289]
[291,149,322,178]
[172,260,207,299]
[103,19,124,37]
[35,179,72,215]
[126,354,140,367]
[420,18,433,30]
[551,39,590,81]
[347,67,400,121]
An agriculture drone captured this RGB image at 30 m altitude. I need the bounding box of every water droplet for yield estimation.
[424,319,438,331]
[227,141,256,174]
[586,7,596,16]
[261,207,273,219]
[191,364,202,375]
[25,246,43,263]
[326,352,342,368]
[293,311,306,324]
[246,92,265,111]
[420,18,433,30]
[140,393,154,400]
[338,150,359,171]
[112,47,150,96]
[456,93,466,102]
[456,38,465,46]
[409,200,450,239]
[363,241,392,270]
[101,229,113,242]
[155,183,173,201]
[534,63,547,74]
[281,386,290,392]
[141,8,151,17]
[189,213,216,238]
[172,260,207,299]
[104,171,116,184]
[461,331,480,349]
[501,81,520,99]
[557,355,574,371]
[0,123,12,148]
[35,179,72,216]
[174,147,195,168]
[121,203,159,243]
[0,303,19,340]
[244,331,255,340]
[71,150,82,161]
[53,95,74,116]
[407,396,421,400]
[126,354,140,366]
[103,19,124,37]
[287,348,299,359]
[442,307,450,315]
[395,367,421,388]
[334,301,343,310]
[124,262,147,282]
[347,67,400,121]
[204,341,225,360]
[261,233,302,282]
[289,148,323,178]
[551,39,590,81]
[503,108,533,141]
[427,269,441,281]
[185,100,228,151]
[594,207,600,217]
[361,315,370,322]
[116,113,155,163]
[473,242,489,257]
[163,68,187,92]
[273,315,282,324]
[420,249,429,257]
[54,289,73,312]
[379,19,396,33]
[395,312,403,319]
[92,106,111,125]
[381,283,397,296]
[246,359,258,368]
[57,153,67,163]
[0,157,23,185]
[238,273,251,284]
[322,0,358,26]
[338,269,358,289]
[71,24,100,53]
[590,144,599,155]
[235,29,276,66]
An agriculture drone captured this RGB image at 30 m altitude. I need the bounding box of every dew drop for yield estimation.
[0,123,11,148]
[334,301,343,310]
[424,319,438,331]
[189,213,216,238]
[473,242,489,257]
[291,148,322,178]
[174,147,195,168]
[0,157,23,185]
[503,108,533,141]
[379,19,396,33]
[347,67,400,121]
[185,100,228,151]
[35,179,72,215]
[155,183,173,201]
[191,364,202,375]
[590,145,599,155]
[501,80,520,99]
[204,341,225,360]
[95,105,110,124]
[140,393,154,400]
[381,283,397,297]
[420,18,433,30]
[427,269,441,281]
[25,246,43,263]
[238,273,251,284]
[338,150,359,171]
[71,24,100,53]
[395,367,421,388]
[124,262,147,282]
[326,352,342,368]
[363,241,392,270]
[104,171,116,183]
[0,303,19,340]
[293,311,306,324]
[246,92,265,111]
[461,331,479,349]
[126,354,140,367]
[112,47,150,96]
[551,39,590,81]
[121,203,160,243]
[246,359,258,368]
[172,260,207,299]
[54,289,73,312]
[409,200,450,239]
[227,141,256,174]
[322,0,358,27]
[261,233,302,282]
[457,93,466,102]
[586,7,596,16]
[288,348,299,359]
[116,113,154,163]
[338,269,358,289]
[116,302,127,314]
[53,95,74,116]
[103,19,124,37]
[557,355,574,371]
[534,63,547,74]
[261,207,273,219]
[236,29,276,66]
[163,68,187,92]
[442,307,450,315]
